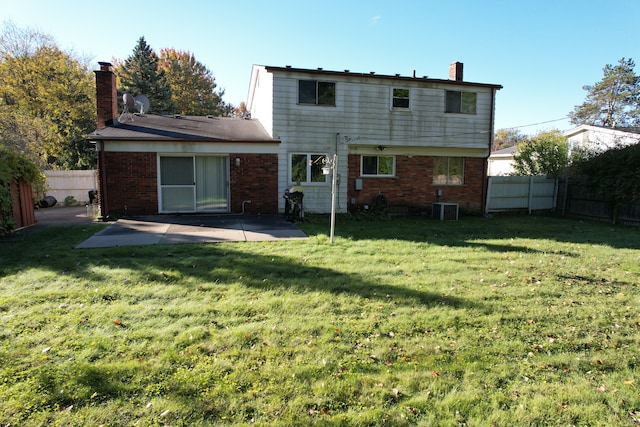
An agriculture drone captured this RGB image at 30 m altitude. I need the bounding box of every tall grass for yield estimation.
[0,215,638,425]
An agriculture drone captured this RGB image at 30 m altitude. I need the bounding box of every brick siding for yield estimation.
[102,152,158,216]
[347,154,486,213]
[100,152,278,217]
[229,154,278,213]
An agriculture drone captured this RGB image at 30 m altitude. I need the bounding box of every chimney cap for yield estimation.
[98,61,114,72]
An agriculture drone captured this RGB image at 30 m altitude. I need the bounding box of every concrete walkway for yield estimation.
[75,213,307,248]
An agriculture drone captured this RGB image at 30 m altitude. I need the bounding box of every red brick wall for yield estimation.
[347,154,486,213]
[100,152,279,217]
[229,154,278,214]
[102,152,158,216]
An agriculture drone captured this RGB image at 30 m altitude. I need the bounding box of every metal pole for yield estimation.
[330,153,337,244]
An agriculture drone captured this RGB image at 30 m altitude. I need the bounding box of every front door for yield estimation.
[159,155,229,213]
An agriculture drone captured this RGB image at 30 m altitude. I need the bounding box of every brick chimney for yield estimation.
[449,61,463,82]
[94,62,117,128]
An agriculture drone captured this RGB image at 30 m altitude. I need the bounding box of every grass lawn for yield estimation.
[0,214,639,426]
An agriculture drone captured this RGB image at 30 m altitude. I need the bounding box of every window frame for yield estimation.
[445,90,477,114]
[361,155,396,177]
[298,80,336,106]
[289,153,328,184]
[433,157,464,185]
[391,87,410,110]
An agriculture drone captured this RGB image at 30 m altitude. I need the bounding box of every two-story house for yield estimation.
[88,61,501,218]
[247,63,502,214]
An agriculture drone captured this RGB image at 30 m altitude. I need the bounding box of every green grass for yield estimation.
[0,214,639,426]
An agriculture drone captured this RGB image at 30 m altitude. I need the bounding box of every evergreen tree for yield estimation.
[117,37,175,114]
[159,48,225,116]
[569,58,640,128]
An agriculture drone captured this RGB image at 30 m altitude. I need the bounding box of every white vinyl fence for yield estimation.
[42,170,98,204]
[485,176,558,214]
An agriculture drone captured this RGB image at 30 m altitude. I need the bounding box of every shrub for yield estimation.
[0,145,45,234]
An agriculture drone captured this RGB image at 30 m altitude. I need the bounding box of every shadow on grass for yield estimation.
[300,213,640,251]
[0,224,479,311]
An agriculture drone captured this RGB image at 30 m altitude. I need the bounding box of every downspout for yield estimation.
[483,88,496,214]
[98,140,109,220]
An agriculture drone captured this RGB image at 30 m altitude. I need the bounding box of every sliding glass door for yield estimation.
[159,155,228,213]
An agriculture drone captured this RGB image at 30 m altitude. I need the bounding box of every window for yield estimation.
[433,157,464,185]
[445,91,476,114]
[362,155,395,176]
[298,80,336,105]
[392,88,410,108]
[290,153,327,183]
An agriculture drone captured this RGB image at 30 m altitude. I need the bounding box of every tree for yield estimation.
[0,21,96,169]
[512,130,569,177]
[117,37,174,114]
[569,58,640,128]
[234,102,249,118]
[493,128,526,151]
[158,48,225,116]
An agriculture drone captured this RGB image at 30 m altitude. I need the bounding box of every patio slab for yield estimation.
[75,214,307,248]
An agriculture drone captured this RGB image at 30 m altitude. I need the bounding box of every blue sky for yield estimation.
[2,0,638,135]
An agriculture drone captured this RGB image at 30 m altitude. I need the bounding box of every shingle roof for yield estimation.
[87,115,276,142]
[490,145,518,155]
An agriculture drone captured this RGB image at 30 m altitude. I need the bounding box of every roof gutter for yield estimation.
[263,65,503,90]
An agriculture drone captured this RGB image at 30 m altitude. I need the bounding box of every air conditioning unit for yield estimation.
[432,202,459,220]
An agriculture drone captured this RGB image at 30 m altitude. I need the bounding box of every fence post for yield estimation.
[552,177,559,213]
[528,176,534,214]
[485,176,493,214]
[561,176,569,216]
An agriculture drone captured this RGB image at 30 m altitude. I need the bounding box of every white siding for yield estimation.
[564,125,640,153]
[269,72,494,152]
[247,66,274,137]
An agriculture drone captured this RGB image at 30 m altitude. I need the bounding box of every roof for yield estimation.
[261,65,503,90]
[563,124,640,138]
[492,145,518,154]
[87,115,277,142]
[489,145,518,157]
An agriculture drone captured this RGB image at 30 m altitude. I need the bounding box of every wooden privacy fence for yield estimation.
[485,176,558,213]
[557,176,640,225]
[9,178,36,229]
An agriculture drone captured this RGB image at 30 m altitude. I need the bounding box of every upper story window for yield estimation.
[433,157,464,185]
[298,80,336,106]
[445,91,476,114]
[362,155,395,176]
[391,88,410,109]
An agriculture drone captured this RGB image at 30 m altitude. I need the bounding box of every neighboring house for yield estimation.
[89,61,502,218]
[563,124,640,154]
[487,145,517,176]
[488,125,640,177]
[88,62,280,218]
[248,62,502,214]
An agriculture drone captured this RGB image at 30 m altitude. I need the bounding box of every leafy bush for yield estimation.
[512,130,569,177]
[0,145,45,234]
[575,143,640,203]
